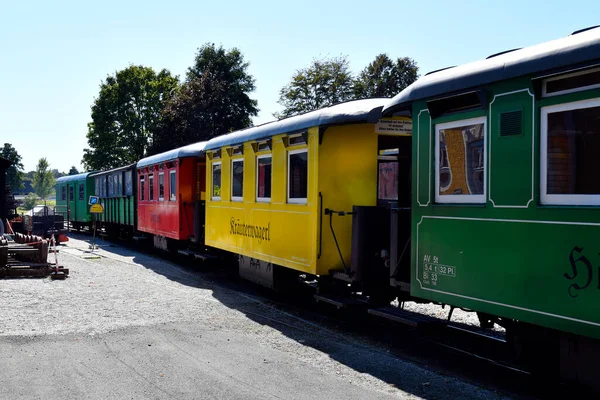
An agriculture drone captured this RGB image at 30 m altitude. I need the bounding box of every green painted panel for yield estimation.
[413,216,600,339]
[489,90,534,207]
[415,108,431,207]
[100,196,134,227]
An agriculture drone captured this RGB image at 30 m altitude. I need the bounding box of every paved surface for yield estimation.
[0,235,509,399]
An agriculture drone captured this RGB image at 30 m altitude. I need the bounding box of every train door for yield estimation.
[69,183,75,225]
[377,135,412,290]
[193,160,206,245]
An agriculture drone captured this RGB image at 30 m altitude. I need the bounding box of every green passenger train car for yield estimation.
[55,172,96,230]
[90,164,137,237]
[383,26,600,382]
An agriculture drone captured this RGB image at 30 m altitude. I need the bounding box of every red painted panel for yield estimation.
[136,157,205,241]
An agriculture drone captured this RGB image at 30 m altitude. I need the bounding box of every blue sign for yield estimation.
[88,196,99,205]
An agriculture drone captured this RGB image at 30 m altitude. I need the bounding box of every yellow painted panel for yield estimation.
[317,123,380,273]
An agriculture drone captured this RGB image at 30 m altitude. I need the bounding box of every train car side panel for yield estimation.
[205,130,319,274]
[137,160,197,240]
[317,123,379,272]
[409,73,600,339]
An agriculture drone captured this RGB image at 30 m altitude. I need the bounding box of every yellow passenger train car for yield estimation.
[204,99,412,289]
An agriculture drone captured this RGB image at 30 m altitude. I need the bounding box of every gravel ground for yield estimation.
[0,234,512,399]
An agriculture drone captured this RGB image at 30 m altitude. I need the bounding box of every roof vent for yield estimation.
[425,66,455,76]
[486,48,521,59]
[571,25,600,35]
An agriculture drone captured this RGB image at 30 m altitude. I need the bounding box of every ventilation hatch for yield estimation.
[500,110,522,136]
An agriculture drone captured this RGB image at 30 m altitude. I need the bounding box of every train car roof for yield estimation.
[56,172,95,184]
[136,141,208,169]
[89,163,136,177]
[382,26,600,114]
[204,98,389,151]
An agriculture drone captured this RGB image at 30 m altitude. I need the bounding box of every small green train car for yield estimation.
[55,172,96,230]
[90,164,137,237]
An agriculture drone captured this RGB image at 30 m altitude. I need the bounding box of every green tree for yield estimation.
[68,166,79,175]
[82,65,179,170]
[22,192,38,210]
[1,143,24,192]
[275,55,354,119]
[152,44,258,153]
[354,54,419,99]
[32,158,55,204]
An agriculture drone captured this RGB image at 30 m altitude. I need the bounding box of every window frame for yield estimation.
[139,176,145,201]
[540,97,600,206]
[158,172,165,201]
[78,184,84,201]
[377,155,399,203]
[434,116,487,204]
[287,148,308,205]
[169,170,176,201]
[256,154,272,203]
[69,185,74,201]
[211,161,222,201]
[542,66,600,98]
[149,174,154,201]
[231,158,244,202]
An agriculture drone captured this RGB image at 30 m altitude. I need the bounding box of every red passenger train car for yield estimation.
[136,142,207,251]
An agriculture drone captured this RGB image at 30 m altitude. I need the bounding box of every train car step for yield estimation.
[368,306,444,328]
[314,293,369,309]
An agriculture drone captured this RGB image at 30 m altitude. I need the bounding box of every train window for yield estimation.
[256,155,272,202]
[69,186,74,201]
[94,178,100,199]
[212,162,221,200]
[116,173,122,196]
[101,176,106,197]
[61,186,66,201]
[125,170,133,196]
[158,173,164,201]
[435,117,486,204]
[149,174,154,201]
[541,98,600,205]
[78,184,84,201]
[288,149,308,204]
[140,176,145,200]
[378,156,399,202]
[169,171,176,201]
[543,67,600,97]
[108,175,114,197]
[231,159,244,201]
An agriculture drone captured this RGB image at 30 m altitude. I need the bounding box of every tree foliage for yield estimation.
[23,193,38,210]
[152,44,258,153]
[32,158,55,202]
[82,65,179,170]
[275,56,354,119]
[1,143,24,192]
[354,54,419,99]
[68,166,79,175]
[276,54,419,118]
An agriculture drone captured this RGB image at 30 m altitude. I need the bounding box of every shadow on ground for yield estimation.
[62,233,540,400]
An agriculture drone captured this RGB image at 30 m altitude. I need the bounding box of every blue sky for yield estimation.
[1,0,598,172]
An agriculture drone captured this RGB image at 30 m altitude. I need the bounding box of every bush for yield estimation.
[22,193,38,210]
